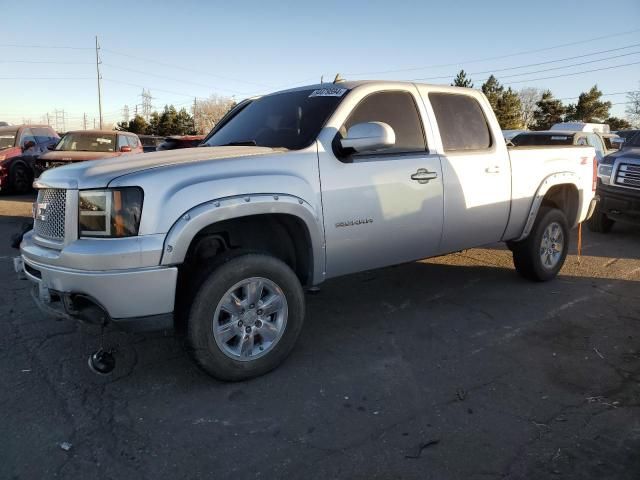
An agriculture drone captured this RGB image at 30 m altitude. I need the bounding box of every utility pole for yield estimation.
[83,113,88,130]
[139,89,153,121]
[193,97,197,133]
[95,35,103,129]
[46,112,50,126]
[93,118,96,129]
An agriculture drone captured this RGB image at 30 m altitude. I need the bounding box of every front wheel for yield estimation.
[187,253,305,381]
[512,207,569,282]
[587,207,614,233]
[10,164,32,194]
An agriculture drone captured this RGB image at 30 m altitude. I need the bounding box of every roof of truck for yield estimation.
[275,80,474,95]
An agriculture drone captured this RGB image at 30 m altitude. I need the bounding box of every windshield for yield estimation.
[55,132,116,152]
[204,88,347,150]
[0,130,17,149]
[511,133,574,146]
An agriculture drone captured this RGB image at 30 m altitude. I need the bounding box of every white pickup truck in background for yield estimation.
[19,81,598,379]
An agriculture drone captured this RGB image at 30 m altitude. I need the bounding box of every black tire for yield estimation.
[10,163,32,194]
[587,207,614,233]
[187,253,305,381]
[512,207,569,282]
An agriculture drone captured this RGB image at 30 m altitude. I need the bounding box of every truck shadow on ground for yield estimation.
[4,254,639,479]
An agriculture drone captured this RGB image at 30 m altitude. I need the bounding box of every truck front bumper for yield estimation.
[597,183,640,226]
[17,231,178,331]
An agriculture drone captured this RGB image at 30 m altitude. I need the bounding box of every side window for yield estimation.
[587,134,604,156]
[343,91,426,155]
[428,93,492,152]
[127,136,139,148]
[19,128,37,147]
[117,135,129,149]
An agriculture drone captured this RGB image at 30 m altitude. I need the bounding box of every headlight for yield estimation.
[597,164,613,184]
[79,188,143,238]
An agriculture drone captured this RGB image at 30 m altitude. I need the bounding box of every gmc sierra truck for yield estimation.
[16,81,598,380]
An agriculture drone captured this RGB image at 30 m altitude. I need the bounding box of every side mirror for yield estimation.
[340,122,395,153]
[120,145,132,153]
[47,144,56,151]
[22,140,36,151]
[610,137,624,149]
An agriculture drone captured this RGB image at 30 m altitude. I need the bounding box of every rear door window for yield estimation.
[126,136,139,148]
[343,91,426,154]
[429,93,492,152]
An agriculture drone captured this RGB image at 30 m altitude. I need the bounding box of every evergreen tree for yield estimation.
[605,117,632,130]
[496,87,523,129]
[568,85,611,123]
[147,112,161,135]
[174,108,196,135]
[481,75,503,111]
[452,70,473,88]
[116,115,148,134]
[532,90,566,130]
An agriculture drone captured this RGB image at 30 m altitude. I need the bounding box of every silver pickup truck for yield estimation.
[17,81,598,380]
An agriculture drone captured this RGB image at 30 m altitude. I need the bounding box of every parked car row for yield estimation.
[0,126,206,193]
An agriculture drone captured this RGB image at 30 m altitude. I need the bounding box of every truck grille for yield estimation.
[34,188,67,241]
[614,163,640,190]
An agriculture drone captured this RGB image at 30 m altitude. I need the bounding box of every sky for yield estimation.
[1,0,639,130]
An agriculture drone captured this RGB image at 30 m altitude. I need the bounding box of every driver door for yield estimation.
[317,88,444,278]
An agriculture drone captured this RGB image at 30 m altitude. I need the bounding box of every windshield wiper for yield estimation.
[218,140,257,147]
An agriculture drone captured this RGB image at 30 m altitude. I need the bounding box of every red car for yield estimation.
[35,130,143,176]
[0,125,59,193]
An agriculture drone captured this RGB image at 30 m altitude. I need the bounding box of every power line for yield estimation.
[412,43,640,81]
[101,48,275,89]
[501,60,640,85]
[0,60,93,65]
[344,28,640,76]
[0,43,93,50]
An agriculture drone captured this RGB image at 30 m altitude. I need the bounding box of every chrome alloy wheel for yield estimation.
[539,222,564,270]
[212,277,288,361]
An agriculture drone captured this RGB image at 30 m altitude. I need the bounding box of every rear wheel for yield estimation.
[587,207,614,233]
[10,164,32,194]
[187,253,305,381]
[512,207,569,282]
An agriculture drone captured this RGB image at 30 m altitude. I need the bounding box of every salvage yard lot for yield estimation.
[1,194,638,479]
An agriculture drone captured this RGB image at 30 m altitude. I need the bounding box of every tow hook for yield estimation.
[88,325,116,375]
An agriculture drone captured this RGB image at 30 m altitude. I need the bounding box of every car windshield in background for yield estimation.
[511,134,574,146]
[55,133,116,152]
[0,130,17,149]
[204,88,348,150]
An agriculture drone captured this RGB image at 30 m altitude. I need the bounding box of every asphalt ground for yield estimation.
[1,193,638,480]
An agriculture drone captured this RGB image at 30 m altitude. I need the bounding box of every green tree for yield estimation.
[174,108,196,135]
[605,117,632,130]
[532,90,566,130]
[147,112,161,135]
[116,115,148,134]
[567,85,611,123]
[495,87,523,129]
[481,75,503,111]
[452,69,473,88]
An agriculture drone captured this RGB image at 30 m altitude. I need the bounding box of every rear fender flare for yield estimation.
[515,171,580,241]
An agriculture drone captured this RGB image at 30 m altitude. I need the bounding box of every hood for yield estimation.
[39,150,121,162]
[604,146,640,164]
[36,146,283,189]
[0,146,21,161]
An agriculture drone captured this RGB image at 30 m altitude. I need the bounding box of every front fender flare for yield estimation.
[160,194,326,285]
[514,171,581,242]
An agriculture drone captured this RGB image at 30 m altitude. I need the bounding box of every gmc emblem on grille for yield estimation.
[33,202,49,222]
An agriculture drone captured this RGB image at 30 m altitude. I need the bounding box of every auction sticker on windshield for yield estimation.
[309,88,347,97]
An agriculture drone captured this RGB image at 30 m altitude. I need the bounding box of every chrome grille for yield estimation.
[614,163,640,190]
[34,189,67,241]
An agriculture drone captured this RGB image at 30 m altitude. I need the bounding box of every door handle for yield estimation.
[411,168,438,184]
[485,165,501,174]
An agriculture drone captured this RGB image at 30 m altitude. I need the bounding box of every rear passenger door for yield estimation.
[427,92,511,252]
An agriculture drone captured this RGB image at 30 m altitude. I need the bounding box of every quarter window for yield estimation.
[343,91,426,154]
[429,93,492,152]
